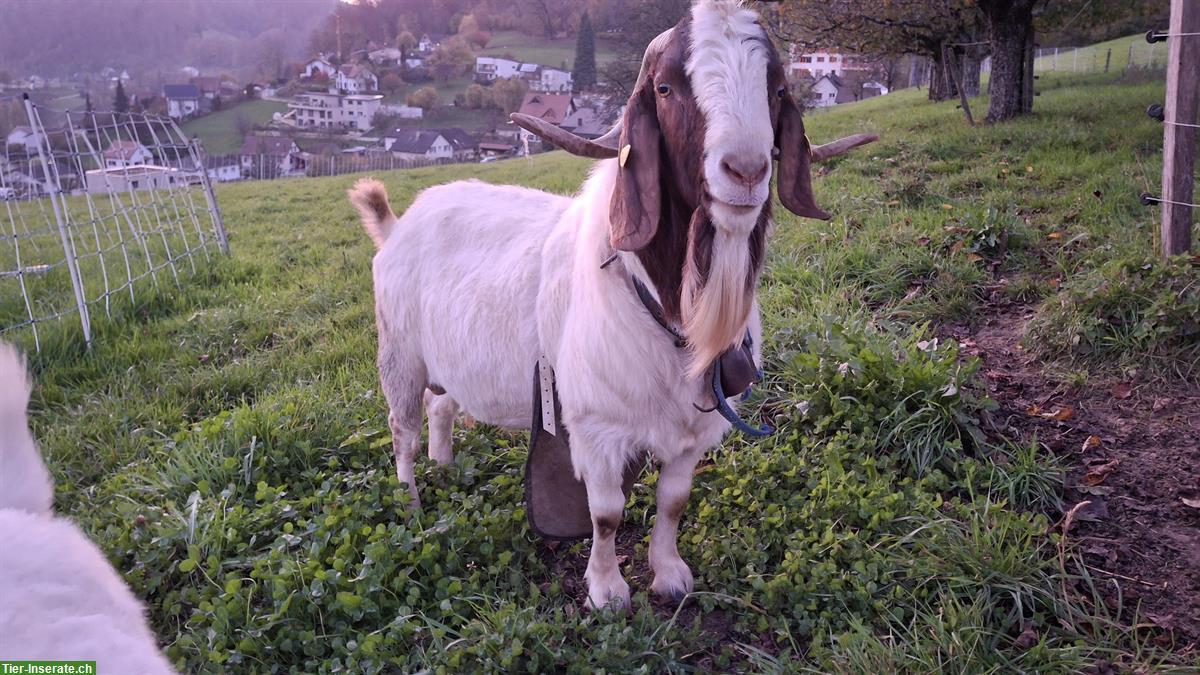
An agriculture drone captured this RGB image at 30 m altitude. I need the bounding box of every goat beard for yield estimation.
[680,206,762,380]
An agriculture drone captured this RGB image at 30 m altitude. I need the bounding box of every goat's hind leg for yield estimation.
[423,389,458,466]
[379,341,426,507]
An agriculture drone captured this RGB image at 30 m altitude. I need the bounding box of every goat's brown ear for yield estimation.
[774,93,830,221]
[609,84,662,251]
[510,113,620,159]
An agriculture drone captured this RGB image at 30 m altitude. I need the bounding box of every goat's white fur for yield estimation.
[354,0,772,609]
[0,343,177,673]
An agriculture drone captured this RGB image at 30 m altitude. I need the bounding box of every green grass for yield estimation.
[478,30,620,70]
[8,63,1199,673]
[183,99,288,155]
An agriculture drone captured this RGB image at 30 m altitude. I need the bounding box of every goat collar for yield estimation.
[616,261,774,438]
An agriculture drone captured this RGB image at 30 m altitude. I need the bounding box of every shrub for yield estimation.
[1025,256,1200,372]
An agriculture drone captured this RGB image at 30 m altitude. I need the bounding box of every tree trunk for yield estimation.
[982,0,1036,122]
[929,48,957,102]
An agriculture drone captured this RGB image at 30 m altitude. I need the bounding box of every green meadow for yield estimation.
[9,60,1198,672]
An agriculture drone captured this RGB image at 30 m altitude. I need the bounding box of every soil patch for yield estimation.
[943,305,1200,644]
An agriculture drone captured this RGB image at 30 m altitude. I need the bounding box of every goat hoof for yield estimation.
[650,558,693,601]
[585,573,631,612]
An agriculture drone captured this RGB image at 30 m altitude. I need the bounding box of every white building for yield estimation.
[5,126,45,153]
[788,49,877,80]
[382,129,453,161]
[536,67,574,93]
[85,165,194,194]
[475,57,522,82]
[381,103,424,119]
[102,140,154,168]
[203,156,241,182]
[304,56,337,79]
[336,64,378,93]
[288,92,383,132]
[163,84,201,119]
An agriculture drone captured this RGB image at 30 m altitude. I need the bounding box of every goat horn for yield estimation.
[810,134,879,163]
[510,113,621,159]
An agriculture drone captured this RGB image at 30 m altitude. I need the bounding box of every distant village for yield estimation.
[2,31,894,194]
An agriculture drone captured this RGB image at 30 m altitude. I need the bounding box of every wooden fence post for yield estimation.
[1161,0,1199,256]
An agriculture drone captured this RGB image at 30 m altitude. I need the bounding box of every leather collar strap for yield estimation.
[631,275,687,349]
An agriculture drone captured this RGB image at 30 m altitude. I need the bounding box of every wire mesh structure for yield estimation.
[1,97,228,351]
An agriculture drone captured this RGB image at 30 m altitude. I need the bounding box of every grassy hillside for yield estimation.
[478,30,619,69]
[182,99,287,155]
[13,66,1198,672]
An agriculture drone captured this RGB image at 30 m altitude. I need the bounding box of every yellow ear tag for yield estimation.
[619,144,632,168]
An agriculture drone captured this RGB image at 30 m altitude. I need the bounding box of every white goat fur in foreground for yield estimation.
[0,344,177,673]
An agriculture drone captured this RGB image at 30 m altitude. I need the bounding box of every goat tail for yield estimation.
[349,178,397,249]
[0,342,53,514]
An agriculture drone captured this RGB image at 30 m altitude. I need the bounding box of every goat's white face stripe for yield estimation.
[687,0,773,233]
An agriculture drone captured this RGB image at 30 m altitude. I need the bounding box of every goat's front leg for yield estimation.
[581,462,631,610]
[649,449,704,600]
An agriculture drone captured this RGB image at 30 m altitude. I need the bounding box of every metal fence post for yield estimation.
[23,94,92,346]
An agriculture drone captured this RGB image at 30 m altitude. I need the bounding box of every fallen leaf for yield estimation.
[1025,165,1034,173]
[1013,624,1039,650]
[1152,397,1171,412]
[1047,231,1064,240]
[1083,459,1119,486]
[1110,382,1133,400]
[1026,404,1043,416]
[966,253,985,263]
[1039,406,1074,421]
[1081,435,1102,452]
[1182,497,1200,509]
[199,354,210,363]
[1048,278,1062,289]
[1074,496,1109,521]
[941,203,954,210]
[916,236,931,246]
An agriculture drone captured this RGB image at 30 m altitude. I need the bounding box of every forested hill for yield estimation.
[0,0,335,77]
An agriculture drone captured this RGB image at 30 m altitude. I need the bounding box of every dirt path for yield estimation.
[943,307,1200,644]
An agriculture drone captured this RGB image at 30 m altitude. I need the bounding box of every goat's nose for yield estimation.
[719,154,769,187]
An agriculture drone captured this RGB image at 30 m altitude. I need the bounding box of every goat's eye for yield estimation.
[656,83,671,97]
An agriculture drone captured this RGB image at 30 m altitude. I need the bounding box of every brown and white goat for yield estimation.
[350,0,875,609]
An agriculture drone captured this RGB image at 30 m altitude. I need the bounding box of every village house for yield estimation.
[190,76,223,100]
[517,93,576,125]
[535,67,574,94]
[202,155,241,183]
[788,50,877,80]
[431,128,477,161]
[382,129,454,162]
[5,126,45,153]
[417,33,446,54]
[807,73,890,108]
[239,135,305,178]
[304,56,337,80]
[163,84,202,119]
[84,165,194,195]
[515,93,577,147]
[367,48,423,69]
[336,64,378,94]
[102,140,154,168]
[475,57,522,82]
[287,91,383,132]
